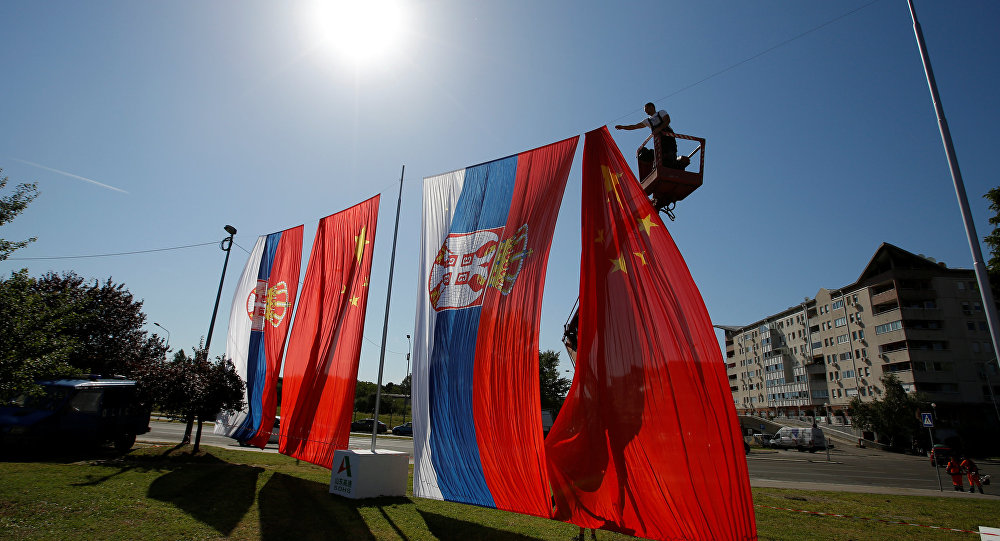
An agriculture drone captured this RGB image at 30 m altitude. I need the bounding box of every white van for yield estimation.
[768,426,827,452]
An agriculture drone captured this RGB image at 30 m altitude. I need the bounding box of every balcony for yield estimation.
[870,288,898,306]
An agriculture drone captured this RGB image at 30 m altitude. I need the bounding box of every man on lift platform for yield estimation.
[615,102,682,169]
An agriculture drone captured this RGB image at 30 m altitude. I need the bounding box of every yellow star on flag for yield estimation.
[638,213,658,235]
[350,296,360,306]
[610,254,627,274]
[634,251,648,265]
[601,165,621,193]
[354,227,370,263]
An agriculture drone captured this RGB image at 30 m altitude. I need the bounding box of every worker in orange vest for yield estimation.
[945,456,964,491]
[960,456,984,494]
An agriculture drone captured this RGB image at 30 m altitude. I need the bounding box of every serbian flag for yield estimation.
[412,136,578,516]
[215,226,303,448]
[279,196,379,468]
[545,127,756,540]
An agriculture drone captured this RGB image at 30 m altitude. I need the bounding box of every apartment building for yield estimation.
[720,243,1000,418]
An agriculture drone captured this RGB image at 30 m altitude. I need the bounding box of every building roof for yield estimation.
[718,242,971,332]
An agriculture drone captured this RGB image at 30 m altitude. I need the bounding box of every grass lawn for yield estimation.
[1,444,997,540]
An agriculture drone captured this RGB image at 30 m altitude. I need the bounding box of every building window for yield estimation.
[962,302,972,315]
[875,320,903,335]
[968,321,977,331]
[832,300,845,310]
[837,334,849,344]
[835,317,847,327]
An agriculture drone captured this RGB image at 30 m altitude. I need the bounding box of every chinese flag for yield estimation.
[545,127,756,540]
[279,195,379,468]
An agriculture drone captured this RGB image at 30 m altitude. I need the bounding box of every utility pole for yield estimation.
[907,0,1000,376]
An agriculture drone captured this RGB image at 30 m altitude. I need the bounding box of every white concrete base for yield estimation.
[329,449,408,499]
[979,526,1000,540]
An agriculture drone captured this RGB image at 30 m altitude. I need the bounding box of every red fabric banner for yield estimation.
[545,127,756,540]
[279,195,379,468]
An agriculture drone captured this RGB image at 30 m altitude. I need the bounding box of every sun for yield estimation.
[309,0,406,65]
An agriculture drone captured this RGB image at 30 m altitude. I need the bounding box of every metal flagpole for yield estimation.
[371,165,405,452]
[907,0,1000,375]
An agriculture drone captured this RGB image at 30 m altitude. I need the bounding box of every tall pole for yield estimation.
[930,402,943,491]
[371,166,405,453]
[205,225,237,356]
[908,0,1000,374]
[406,333,412,424]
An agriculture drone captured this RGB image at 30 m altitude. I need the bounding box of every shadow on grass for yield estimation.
[418,510,545,541]
[70,443,220,487]
[146,454,263,536]
[258,473,391,541]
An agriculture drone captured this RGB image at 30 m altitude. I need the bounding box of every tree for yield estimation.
[983,187,1000,298]
[153,343,244,453]
[0,270,82,400]
[34,271,165,376]
[0,168,39,261]
[849,374,925,449]
[0,270,169,403]
[539,349,571,416]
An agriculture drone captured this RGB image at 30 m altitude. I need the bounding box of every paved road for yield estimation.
[141,421,995,496]
[140,420,415,458]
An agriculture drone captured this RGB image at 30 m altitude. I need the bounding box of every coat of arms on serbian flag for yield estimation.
[412,136,578,516]
[215,225,303,449]
[279,195,379,468]
[545,127,756,540]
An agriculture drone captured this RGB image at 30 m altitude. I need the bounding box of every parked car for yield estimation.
[237,416,281,447]
[768,426,827,452]
[350,418,387,434]
[269,416,280,444]
[929,444,951,466]
[392,422,412,436]
[752,432,775,448]
[0,378,150,452]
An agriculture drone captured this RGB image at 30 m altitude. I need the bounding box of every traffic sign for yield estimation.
[921,412,934,428]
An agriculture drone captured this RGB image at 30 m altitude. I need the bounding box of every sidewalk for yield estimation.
[751,478,996,499]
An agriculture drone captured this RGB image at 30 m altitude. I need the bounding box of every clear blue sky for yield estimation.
[2,1,999,385]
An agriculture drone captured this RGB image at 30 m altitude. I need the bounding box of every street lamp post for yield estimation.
[204,225,237,356]
[153,322,171,350]
[405,333,412,423]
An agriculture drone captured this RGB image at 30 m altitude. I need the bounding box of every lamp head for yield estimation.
[224,225,237,235]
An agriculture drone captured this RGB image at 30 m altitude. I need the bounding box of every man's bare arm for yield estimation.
[614,122,645,130]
